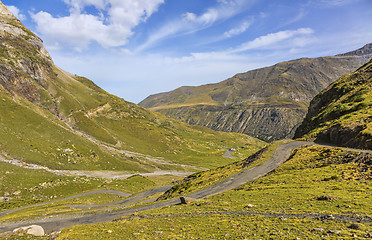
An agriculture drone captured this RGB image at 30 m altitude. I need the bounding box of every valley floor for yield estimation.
[0,140,371,239]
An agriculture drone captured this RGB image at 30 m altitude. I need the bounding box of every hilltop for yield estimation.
[140,45,372,141]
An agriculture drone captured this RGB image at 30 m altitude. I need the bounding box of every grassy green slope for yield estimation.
[0,160,156,212]
[0,93,144,171]
[0,4,265,172]
[295,59,372,149]
[48,144,371,239]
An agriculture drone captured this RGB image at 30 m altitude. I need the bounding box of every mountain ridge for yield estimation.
[140,45,372,141]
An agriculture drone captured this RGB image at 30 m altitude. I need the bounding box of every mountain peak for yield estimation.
[0,2,16,19]
[336,43,372,57]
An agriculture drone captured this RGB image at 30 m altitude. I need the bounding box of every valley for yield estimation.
[140,45,372,142]
[0,1,371,239]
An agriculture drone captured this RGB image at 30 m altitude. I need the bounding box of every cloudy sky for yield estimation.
[3,0,372,103]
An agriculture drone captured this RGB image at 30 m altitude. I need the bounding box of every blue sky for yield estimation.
[3,0,372,103]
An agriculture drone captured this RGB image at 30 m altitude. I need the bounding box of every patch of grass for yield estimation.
[0,160,155,213]
[55,214,371,240]
[297,60,372,149]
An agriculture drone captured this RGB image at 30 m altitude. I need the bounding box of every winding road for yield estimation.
[0,141,368,234]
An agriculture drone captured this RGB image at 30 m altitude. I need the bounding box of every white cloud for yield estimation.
[31,0,164,50]
[6,5,26,21]
[62,0,106,11]
[224,21,251,38]
[183,9,219,25]
[317,0,360,7]
[230,28,315,53]
[136,0,253,52]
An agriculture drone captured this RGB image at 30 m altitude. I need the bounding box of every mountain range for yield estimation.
[140,44,372,141]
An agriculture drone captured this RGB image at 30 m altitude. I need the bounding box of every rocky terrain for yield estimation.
[295,59,372,149]
[140,44,372,141]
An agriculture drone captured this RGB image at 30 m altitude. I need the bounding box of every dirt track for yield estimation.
[0,141,361,234]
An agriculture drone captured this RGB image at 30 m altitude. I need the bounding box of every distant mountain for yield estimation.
[140,44,372,141]
[294,59,372,149]
[0,2,264,172]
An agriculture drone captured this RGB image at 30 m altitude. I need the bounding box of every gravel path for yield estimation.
[1,141,369,234]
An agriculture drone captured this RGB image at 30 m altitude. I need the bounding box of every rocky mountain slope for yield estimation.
[140,44,372,141]
[295,59,372,149]
[0,2,265,172]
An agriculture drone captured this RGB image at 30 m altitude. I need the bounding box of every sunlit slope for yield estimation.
[140,44,372,141]
[295,59,372,149]
[0,2,265,171]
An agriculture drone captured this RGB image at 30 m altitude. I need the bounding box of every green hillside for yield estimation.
[295,59,372,149]
[0,3,265,173]
[140,45,372,141]
[0,3,371,239]
[20,143,370,240]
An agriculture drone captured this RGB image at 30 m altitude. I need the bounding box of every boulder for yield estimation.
[180,196,198,204]
[13,225,45,236]
[12,190,21,196]
[0,197,12,202]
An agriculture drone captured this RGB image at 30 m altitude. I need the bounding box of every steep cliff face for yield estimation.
[295,59,372,149]
[140,46,372,141]
[0,2,265,171]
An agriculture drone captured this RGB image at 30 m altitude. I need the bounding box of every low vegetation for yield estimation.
[47,145,371,239]
[0,160,157,212]
[295,59,372,149]
[158,141,287,200]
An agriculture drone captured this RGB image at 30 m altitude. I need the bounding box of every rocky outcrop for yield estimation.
[140,46,372,141]
[13,225,45,236]
[0,2,56,112]
[295,59,372,149]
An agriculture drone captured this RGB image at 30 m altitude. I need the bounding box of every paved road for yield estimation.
[0,141,352,234]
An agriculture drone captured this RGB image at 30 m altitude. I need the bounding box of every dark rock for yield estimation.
[180,196,198,204]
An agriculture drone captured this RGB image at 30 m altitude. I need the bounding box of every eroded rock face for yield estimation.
[158,105,306,141]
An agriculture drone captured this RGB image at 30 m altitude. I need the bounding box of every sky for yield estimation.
[2,0,372,103]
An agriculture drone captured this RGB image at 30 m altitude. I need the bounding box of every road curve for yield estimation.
[0,141,319,233]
